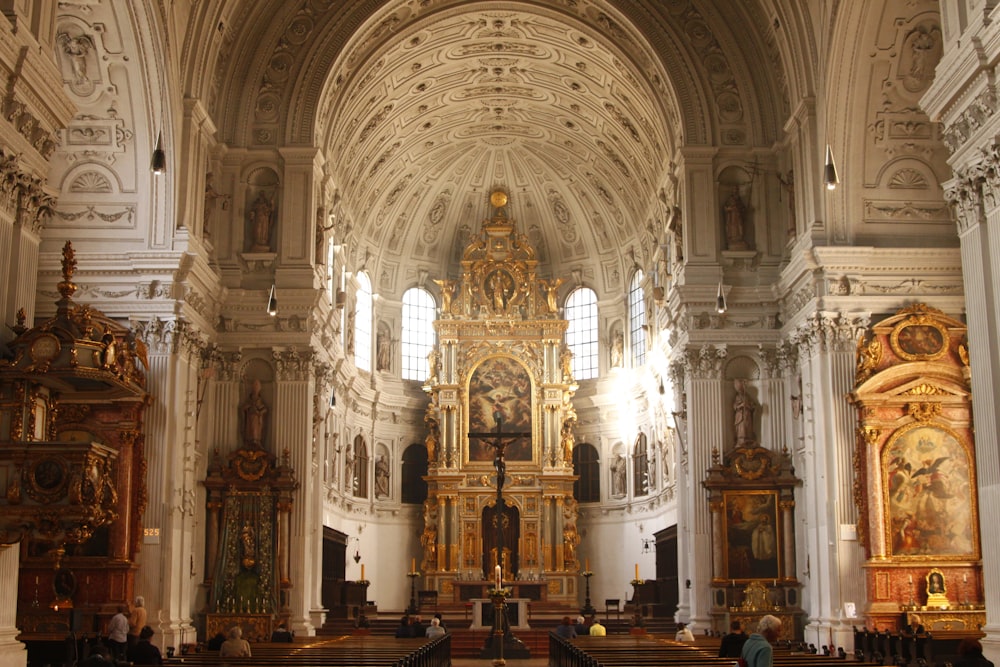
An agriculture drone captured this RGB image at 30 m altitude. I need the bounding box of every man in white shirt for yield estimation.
[107,604,130,661]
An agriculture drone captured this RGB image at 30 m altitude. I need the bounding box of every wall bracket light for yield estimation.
[267,284,277,317]
[824,144,839,191]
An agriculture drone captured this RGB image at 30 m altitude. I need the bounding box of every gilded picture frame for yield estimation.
[890,317,949,361]
[882,421,980,560]
[722,490,781,581]
[465,355,535,464]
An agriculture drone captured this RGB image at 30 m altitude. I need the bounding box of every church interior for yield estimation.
[2,0,1000,665]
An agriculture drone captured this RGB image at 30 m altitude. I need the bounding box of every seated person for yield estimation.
[433,612,447,631]
[555,616,577,639]
[955,638,995,667]
[425,617,446,638]
[207,631,226,651]
[395,615,414,638]
[675,622,695,642]
[270,622,294,642]
[127,626,163,665]
[589,619,607,636]
[906,614,925,635]
[79,644,114,667]
[219,626,252,657]
[719,620,749,657]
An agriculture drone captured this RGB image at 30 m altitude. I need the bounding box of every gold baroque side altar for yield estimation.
[421,190,580,603]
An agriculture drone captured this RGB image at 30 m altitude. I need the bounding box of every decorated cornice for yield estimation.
[130,316,209,359]
[941,87,998,156]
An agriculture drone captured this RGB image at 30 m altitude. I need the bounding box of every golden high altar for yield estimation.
[420,189,580,604]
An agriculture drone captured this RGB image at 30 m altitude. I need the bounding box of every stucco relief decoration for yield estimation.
[57,29,100,97]
[898,23,942,95]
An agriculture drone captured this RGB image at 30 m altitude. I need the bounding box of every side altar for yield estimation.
[420,189,580,605]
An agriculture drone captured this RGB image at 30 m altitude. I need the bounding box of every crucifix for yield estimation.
[468,410,531,579]
[469,410,532,662]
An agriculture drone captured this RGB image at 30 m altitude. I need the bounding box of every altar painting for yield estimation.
[723,490,780,581]
[467,356,533,462]
[884,424,976,558]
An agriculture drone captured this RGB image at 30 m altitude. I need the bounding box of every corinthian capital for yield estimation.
[684,344,727,379]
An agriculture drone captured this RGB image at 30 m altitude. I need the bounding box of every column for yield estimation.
[792,312,867,649]
[675,344,727,627]
[780,499,796,580]
[0,545,26,667]
[274,349,320,634]
[946,173,1000,657]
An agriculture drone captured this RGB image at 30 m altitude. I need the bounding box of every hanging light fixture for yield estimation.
[716,280,727,314]
[824,144,839,191]
[266,284,277,316]
[151,130,166,174]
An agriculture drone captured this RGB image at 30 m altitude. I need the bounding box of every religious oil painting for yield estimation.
[723,490,780,581]
[467,356,533,462]
[884,423,977,559]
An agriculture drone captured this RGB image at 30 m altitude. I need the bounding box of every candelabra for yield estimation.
[406,570,420,615]
[581,570,596,618]
[489,587,509,667]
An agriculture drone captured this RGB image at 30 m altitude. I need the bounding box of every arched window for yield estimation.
[628,270,646,367]
[573,443,600,503]
[355,271,372,371]
[565,287,598,380]
[401,444,429,504]
[354,436,369,498]
[402,287,436,381]
[633,433,649,497]
[326,238,336,303]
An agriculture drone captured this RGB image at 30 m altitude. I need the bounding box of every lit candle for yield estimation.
[35,576,39,585]
[908,574,913,584]
[585,558,590,572]
[495,564,502,588]
[360,564,365,581]
[963,573,968,583]
[634,563,639,580]
[411,558,416,573]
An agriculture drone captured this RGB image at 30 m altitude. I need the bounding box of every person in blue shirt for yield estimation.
[742,615,782,667]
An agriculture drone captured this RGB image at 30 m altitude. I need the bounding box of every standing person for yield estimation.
[220,626,252,657]
[719,620,749,657]
[128,596,147,649]
[742,615,782,667]
[675,622,695,642]
[128,626,163,665]
[106,604,130,661]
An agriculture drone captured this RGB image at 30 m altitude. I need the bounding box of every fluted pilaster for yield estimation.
[0,546,26,667]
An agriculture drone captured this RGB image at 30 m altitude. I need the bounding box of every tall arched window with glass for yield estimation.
[633,433,649,497]
[572,443,601,503]
[565,287,598,380]
[402,287,436,381]
[628,270,646,367]
[355,271,373,371]
[326,238,336,303]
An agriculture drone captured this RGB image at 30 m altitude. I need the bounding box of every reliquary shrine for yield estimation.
[851,305,984,632]
[0,242,149,639]
[420,189,580,605]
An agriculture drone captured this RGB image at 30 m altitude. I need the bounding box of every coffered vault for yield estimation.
[197,0,792,296]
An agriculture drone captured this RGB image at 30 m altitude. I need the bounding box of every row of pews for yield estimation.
[550,633,885,667]
[164,634,450,667]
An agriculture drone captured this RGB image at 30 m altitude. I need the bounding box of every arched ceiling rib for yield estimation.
[317,4,677,285]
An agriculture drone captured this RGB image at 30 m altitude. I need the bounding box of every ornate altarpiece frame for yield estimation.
[703,445,802,639]
[421,190,579,604]
[850,304,983,631]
